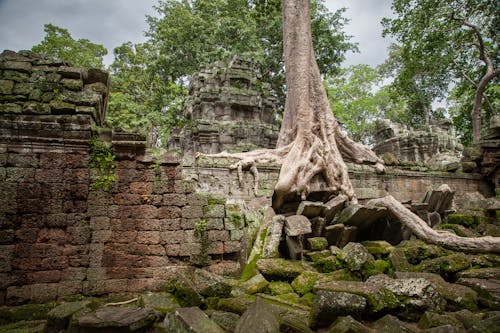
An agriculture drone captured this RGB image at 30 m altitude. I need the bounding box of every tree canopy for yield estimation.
[31,23,107,69]
[382,0,499,142]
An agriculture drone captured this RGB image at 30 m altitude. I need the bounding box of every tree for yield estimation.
[325,64,405,144]
[32,23,107,68]
[202,0,500,253]
[145,0,357,110]
[107,42,186,146]
[200,0,383,209]
[382,0,499,142]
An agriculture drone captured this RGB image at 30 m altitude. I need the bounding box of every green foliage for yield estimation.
[89,135,116,191]
[145,0,356,111]
[32,23,107,68]
[325,64,406,144]
[107,42,187,147]
[192,219,211,267]
[382,0,499,134]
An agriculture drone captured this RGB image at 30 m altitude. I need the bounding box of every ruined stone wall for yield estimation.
[0,51,245,305]
[0,51,495,305]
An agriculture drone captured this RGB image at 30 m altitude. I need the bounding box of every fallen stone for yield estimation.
[310,290,367,328]
[310,217,326,237]
[456,278,500,309]
[231,273,269,296]
[398,240,448,265]
[361,240,394,257]
[313,255,342,273]
[420,325,466,333]
[326,316,371,333]
[325,224,358,248]
[373,314,418,333]
[395,272,478,311]
[388,247,412,271]
[324,194,348,222]
[257,258,314,280]
[422,184,454,215]
[216,295,256,315]
[286,235,304,260]
[452,309,489,332]
[139,291,180,314]
[165,307,225,333]
[262,215,285,258]
[420,253,473,276]
[284,215,312,236]
[481,311,500,333]
[291,271,325,295]
[419,311,464,330]
[307,237,328,251]
[339,242,375,272]
[456,267,500,280]
[268,281,294,295]
[210,311,240,333]
[296,201,325,218]
[367,275,446,315]
[305,249,331,262]
[0,320,47,333]
[47,300,92,329]
[72,307,156,332]
[428,211,442,227]
[234,297,280,333]
[336,204,387,230]
[438,223,479,237]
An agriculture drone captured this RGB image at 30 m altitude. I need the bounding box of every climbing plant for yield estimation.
[89,135,116,191]
[191,219,211,267]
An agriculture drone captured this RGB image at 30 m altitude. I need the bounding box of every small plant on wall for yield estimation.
[191,219,211,267]
[89,134,116,191]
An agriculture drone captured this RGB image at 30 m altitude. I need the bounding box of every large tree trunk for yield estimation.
[472,67,500,142]
[197,0,500,253]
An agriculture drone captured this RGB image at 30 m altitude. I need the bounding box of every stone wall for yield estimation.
[0,50,496,305]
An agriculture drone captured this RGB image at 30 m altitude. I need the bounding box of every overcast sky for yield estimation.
[0,0,394,68]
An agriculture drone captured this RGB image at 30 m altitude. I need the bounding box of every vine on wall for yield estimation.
[89,134,116,191]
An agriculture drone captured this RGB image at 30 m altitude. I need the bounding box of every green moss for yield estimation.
[313,255,342,273]
[361,241,394,257]
[0,303,57,324]
[366,288,400,314]
[299,293,315,307]
[240,254,260,282]
[364,259,390,277]
[268,281,294,296]
[274,292,301,305]
[446,213,477,228]
[0,320,47,333]
[329,269,361,281]
[306,250,331,262]
[291,271,324,295]
[216,296,256,315]
[307,237,328,251]
[227,212,243,229]
[399,240,448,265]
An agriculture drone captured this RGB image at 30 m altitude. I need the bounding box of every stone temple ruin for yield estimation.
[1,50,500,332]
[167,57,279,157]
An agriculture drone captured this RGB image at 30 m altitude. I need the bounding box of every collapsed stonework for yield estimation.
[374,119,463,170]
[0,51,498,308]
[167,56,279,157]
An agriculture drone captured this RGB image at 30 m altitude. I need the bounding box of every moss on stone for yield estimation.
[313,255,342,273]
[216,296,256,315]
[300,293,315,307]
[0,303,57,323]
[291,271,324,295]
[307,237,328,251]
[446,213,477,228]
[268,281,295,296]
[306,250,331,262]
[364,259,390,278]
[399,240,449,265]
[361,240,394,257]
[0,320,47,333]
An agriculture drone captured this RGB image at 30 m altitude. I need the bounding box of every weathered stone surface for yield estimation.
[139,291,180,314]
[310,216,325,237]
[310,290,367,328]
[374,119,463,167]
[291,271,325,295]
[324,224,358,248]
[307,237,328,251]
[367,274,446,314]
[262,215,285,258]
[419,311,464,330]
[373,314,418,333]
[257,258,313,280]
[395,272,478,311]
[339,242,374,272]
[231,273,269,296]
[456,278,500,309]
[420,253,473,276]
[0,320,47,333]
[47,299,92,329]
[457,267,500,280]
[234,297,280,333]
[296,201,324,218]
[326,316,371,333]
[324,194,348,222]
[267,281,294,295]
[286,235,304,260]
[72,307,156,332]
[422,184,455,215]
[210,311,240,333]
[165,307,225,333]
[284,215,312,237]
[336,204,387,230]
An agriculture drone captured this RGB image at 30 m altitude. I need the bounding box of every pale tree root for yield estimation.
[368,195,500,254]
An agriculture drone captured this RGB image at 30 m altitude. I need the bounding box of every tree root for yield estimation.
[368,195,500,253]
[104,297,138,307]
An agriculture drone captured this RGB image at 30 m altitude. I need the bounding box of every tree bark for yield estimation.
[472,67,500,142]
[368,195,500,253]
